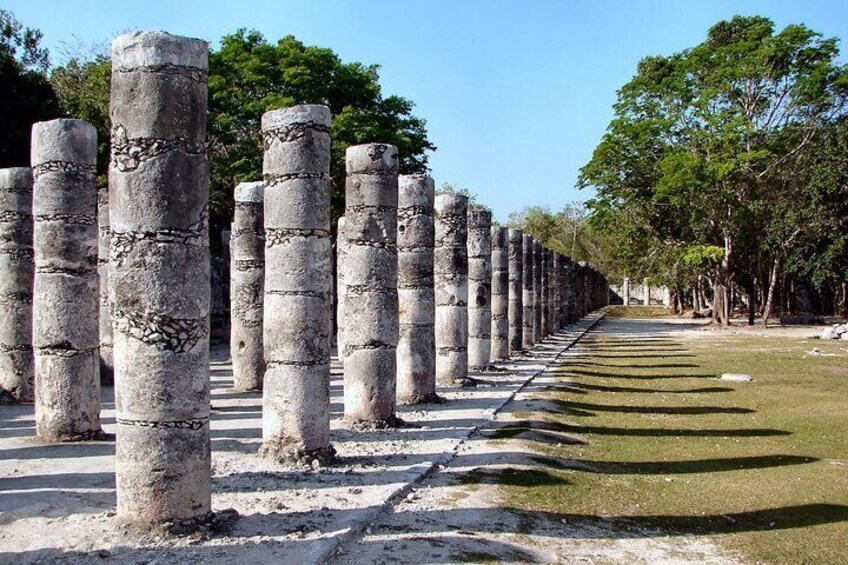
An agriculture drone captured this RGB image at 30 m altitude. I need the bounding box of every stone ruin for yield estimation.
[0,29,612,530]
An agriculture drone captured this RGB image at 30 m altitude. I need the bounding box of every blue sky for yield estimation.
[6,0,848,222]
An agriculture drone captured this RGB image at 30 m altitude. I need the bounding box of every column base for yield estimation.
[342,414,407,431]
[398,392,446,406]
[259,437,337,467]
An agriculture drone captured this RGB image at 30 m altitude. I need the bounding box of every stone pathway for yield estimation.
[0,314,603,564]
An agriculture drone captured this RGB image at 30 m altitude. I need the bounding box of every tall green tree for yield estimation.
[579,16,848,323]
[50,48,111,183]
[208,29,435,240]
[0,10,60,167]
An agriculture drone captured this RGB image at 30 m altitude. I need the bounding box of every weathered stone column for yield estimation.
[397,174,437,403]
[522,234,534,349]
[532,241,543,343]
[231,181,264,391]
[541,247,550,338]
[435,193,471,386]
[110,32,210,525]
[261,105,334,459]
[0,168,34,403]
[467,208,491,371]
[507,228,523,354]
[336,216,347,361]
[551,252,561,332]
[490,226,509,361]
[31,119,101,441]
[622,277,631,306]
[344,143,400,423]
[97,186,113,385]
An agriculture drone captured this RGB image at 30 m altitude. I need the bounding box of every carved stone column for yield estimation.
[507,228,523,354]
[533,240,542,343]
[489,226,509,360]
[260,104,334,461]
[230,181,264,391]
[97,185,113,385]
[343,143,401,424]
[32,118,101,442]
[110,31,210,525]
[467,208,491,370]
[434,194,471,386]
[397,174,437,403]
[0,167,34,402]
[522,234,534,349]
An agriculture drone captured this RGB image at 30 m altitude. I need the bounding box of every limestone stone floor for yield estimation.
[0,314,602,564]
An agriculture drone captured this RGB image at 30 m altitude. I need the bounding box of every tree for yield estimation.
[579,16,848,324]
[49,28,436,250]
[208,30,435,242]
[50,46,111,183]
[0,10,60,167]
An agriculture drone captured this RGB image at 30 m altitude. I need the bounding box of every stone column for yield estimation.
[261,105,334,460]
[490,226,509,361]
[542,249,554,336]
[335,216,346,361]
[97,186,113,385]
[522,234,534,349]
[551,252,561,333]
[0,168,34,403]
[622,277,631,306]
[230,181,264,391]
[643,278,651,306]
[467,208,491,371]
[507,228,523,353]
[397,174,437,404]
[31,119,101,442]
[110,32,210,525]
[435,193,472,386]
[541,248,550,338]
[532,241,542,343]
[343,143,400,423]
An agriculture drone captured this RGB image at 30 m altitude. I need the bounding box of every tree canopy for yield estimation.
[0,10,60,168]
[579,15,848,322]
[47,26,435,245]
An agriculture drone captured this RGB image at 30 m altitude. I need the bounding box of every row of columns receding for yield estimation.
[0,31,609,530]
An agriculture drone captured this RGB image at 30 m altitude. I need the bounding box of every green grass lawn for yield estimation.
[491,319,848,563]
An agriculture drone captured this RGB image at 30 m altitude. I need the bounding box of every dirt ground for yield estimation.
[0,316,599,564]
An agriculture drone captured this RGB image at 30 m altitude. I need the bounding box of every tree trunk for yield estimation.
[840,281,847,317]
[745,280,756,326]
[761,256,780,328]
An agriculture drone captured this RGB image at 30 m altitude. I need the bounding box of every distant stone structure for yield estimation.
[343,143,401,423]
[230,181,264,391]
[31,118,101,442]
[467,208,492,370]
[490,226,509,360]
[260,104,334,461]
[110,31,211,526]
[434,193,471,386]
[397,174,437,404]
[0,167,34,403]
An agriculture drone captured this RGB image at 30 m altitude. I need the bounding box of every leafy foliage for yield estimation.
[578,15,848,320]
[0,10,60,167]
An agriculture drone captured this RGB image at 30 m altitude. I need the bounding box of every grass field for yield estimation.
[485,319,848,563]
